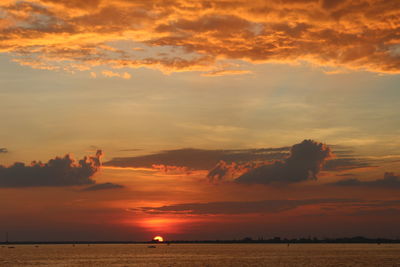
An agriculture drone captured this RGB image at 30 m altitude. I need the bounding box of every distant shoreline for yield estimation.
[2,237,400,245]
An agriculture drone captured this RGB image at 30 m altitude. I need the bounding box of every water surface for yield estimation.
[1,244,399,266]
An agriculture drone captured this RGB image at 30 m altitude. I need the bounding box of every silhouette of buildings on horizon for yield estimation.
[1,236,400,245]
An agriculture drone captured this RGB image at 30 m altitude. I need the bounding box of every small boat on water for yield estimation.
[147,245,156,248]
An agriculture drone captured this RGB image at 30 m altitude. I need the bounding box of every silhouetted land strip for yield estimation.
[1,236,400,245]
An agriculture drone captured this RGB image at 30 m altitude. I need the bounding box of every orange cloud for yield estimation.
[151,164,192,175]
[0,0,399,74]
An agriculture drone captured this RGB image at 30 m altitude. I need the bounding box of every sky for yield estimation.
[0,0,400,242]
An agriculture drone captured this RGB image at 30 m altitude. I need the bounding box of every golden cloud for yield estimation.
[0,0,399,75]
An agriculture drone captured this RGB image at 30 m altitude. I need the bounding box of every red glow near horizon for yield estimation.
[135,217,189,234]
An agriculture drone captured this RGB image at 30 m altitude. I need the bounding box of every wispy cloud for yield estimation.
[101,70,131,79]
[135,198,358,215]
[202,69,252,77]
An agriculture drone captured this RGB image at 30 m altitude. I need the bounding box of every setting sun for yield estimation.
[153,236,164,242]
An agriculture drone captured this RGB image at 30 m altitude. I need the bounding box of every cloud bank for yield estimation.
[104,147,289,170]
[236,140,332,184]
[0,0,399,74]
[0,150,102,187]
[106,142,374,182]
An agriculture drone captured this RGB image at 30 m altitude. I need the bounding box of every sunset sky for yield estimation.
[1,0,400,242]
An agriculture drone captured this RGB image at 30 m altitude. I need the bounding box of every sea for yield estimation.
[1,243,399,266]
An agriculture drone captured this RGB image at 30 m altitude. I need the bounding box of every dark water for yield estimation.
[1,244,399,266]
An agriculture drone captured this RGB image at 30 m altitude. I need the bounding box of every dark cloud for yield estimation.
[104,147,289,170]
[136,198,356,215]
[0,148,8,153]
[82,182,124,191]
[0,150,102,187]
[330,172,400,188]
[236,140,332,184]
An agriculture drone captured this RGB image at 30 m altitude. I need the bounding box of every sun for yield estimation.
[153,236,164,242]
